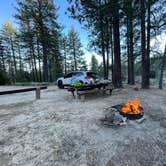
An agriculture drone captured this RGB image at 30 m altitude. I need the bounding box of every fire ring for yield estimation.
[119,106,144,120]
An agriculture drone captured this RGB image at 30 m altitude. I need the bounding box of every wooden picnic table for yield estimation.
[68,82,113,100]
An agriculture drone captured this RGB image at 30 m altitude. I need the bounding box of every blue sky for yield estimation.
[0,0,16,27]
[56,0,88,49]
[0,0,95,64]
[0,0,89,49]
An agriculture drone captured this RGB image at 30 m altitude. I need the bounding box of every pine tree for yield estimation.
[67,0,122,87]
[1,20,17,82]
[15,0,62,82]
[67,26,85,71]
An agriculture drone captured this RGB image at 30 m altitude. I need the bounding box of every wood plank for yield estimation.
[77,89,98,95]
[0,86,47,95]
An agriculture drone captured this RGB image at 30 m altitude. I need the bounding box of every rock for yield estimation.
[133,86,139,91]
[102,107,127,126]
[113,112,126,125]
[104,108,117,122]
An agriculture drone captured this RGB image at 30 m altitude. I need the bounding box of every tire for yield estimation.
[58,80,64,89]
[79,80,84,84]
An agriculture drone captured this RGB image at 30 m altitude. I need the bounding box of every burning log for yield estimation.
[120,98,144,120]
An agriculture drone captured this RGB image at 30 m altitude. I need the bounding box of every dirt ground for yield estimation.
[0,85,166,166]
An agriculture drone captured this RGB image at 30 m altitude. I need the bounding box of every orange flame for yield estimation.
[121,98,142,114]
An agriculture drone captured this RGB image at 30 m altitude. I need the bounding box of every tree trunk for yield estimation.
[29,48,35,82]
[18,43,22,73]
[112,1,122,88]
[99,0,106,79]
[10,37,17,80]
[127,17,130,84]
[37,38,42,82]
[146,0,151,87]
[1,54,6,72]
[48,58,52,82]
[101,29,106,79]
[129,16,134,85]
[8,50,13,81]
[42,45,48,82]
[0,44,5,71]
[106,18,110,79]
[141,0,149,88]
[64,40,67,74]
[126,0,134,85]
[73,40,77,71]
[159,45,166,89]
[106,44,109,79]
[109,18,114,82]
[31,44,39,82]
[64,51,67,74]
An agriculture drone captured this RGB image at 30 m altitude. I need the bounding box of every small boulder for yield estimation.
[133,86,139,91]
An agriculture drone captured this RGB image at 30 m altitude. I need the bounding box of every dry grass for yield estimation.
[0,85,165,166]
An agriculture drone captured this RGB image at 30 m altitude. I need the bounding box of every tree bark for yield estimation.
[129,16,134,85]
[106,18,110,79]
[73,39,77,71]
[127,17,130,83]
[29,48,35,82]
[146,0,151,87]
[10,36,17,80]
[18,43,22,73]
[109,18,114,82]
[31,44,39,82]
[101,28,106,79]
[106,44,109,79]
[159,45,166,89]
[37,38,42,82]
[63,39,67,74]
[0,42,5,71]
[141,0,149,88]
[112,0,122,88]
[126,0,134,85]
[99,0,106,79]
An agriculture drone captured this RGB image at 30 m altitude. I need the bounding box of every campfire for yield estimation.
[100,98,144,127]
[121,98,141,114]
[120,98,144,120]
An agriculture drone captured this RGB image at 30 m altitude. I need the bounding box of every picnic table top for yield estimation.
[68,81,113,92]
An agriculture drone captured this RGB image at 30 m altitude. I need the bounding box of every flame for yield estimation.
[121,98,142,114]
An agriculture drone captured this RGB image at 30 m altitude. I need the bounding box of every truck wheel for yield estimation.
[58,80,64,89]
[79,80,84,84]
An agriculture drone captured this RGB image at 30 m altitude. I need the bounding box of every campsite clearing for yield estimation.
[0,85,165,166]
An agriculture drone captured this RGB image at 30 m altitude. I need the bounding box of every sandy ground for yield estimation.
[0,85,166,166]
